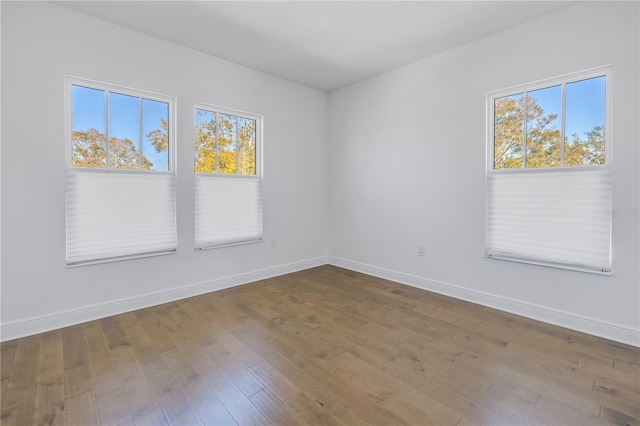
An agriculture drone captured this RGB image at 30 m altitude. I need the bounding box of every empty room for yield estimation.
[1,1,639,425]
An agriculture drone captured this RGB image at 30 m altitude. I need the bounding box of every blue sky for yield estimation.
[526,76,605,138]
[73,77,604,170]
[564,76,605,137]
[71,85,169,170]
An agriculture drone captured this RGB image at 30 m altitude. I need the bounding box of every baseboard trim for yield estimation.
[0,256,328,342]
[4,254,638,347]
[328,256,640,348]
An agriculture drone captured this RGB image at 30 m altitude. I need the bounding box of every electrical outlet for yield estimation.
[271,238,277,248]
[417,244,425,257]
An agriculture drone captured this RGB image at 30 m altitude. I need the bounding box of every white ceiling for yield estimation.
[56,1,576,92]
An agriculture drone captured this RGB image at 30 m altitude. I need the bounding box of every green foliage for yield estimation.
[494,96,604,169]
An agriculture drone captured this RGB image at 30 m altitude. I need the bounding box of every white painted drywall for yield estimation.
[2,1,638,345]
[0,1,328,338]
[328,2,639,340]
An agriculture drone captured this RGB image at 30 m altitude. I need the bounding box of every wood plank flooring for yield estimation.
[1,265,638,425]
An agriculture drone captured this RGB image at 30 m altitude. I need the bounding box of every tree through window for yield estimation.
[194,108,257,175]
[493,75,606,170]
[193,104,263,249]
[66,78,177,266]
[71,85,170,171]
[486,68,612,274]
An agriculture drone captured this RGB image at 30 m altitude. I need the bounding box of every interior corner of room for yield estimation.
[1,1,638,348]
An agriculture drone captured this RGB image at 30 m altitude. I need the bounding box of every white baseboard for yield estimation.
[328,256,640,348]
[0,256,328,342]
[4,254,638,348]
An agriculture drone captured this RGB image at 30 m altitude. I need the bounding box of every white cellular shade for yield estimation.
[66,171,177,265]
[486,167,611,272]
[194,175,263,248]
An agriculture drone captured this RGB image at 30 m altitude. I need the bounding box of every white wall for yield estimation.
[1,1,329,339]
[2,2,639,346]
[328,1,640,345]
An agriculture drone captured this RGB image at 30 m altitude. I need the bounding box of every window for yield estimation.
[493,75,606,169]
[486,67,612,273]
[65,77,177,265]
[193,105,262,249]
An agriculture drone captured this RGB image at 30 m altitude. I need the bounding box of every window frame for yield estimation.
[485,66,613,274]
[64,76,178,267]
[193,103,264,250]
[193,103,262,178]
[65,75,176,175]
[486,66,612,174]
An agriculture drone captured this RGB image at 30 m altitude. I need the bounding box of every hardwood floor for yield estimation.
[1,265,638,425]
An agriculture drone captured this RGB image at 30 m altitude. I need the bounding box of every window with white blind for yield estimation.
[65,77,177,266]
[486,67,612,273]
[194,105,262,249]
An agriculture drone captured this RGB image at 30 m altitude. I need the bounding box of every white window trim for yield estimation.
[486,66,613,173]
[485,66,613,274]
[65,76,177,172]
[64,76,178,266]
[193,103,263,177]
[193,103,264,250]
